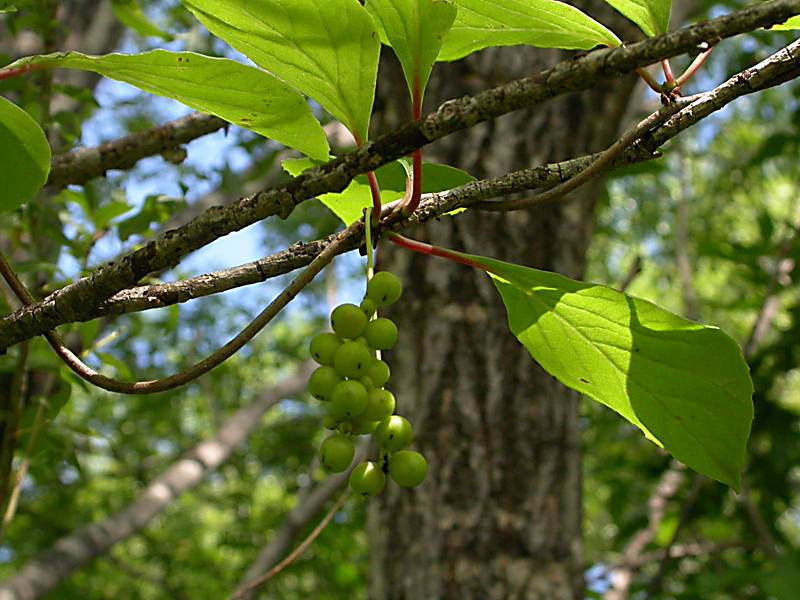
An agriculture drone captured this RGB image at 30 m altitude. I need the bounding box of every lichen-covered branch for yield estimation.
[0,0,798,351]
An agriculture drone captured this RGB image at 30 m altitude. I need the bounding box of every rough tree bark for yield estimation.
[368,5,640,599]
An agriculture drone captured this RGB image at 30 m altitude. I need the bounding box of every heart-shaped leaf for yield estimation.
[183,0,381,142]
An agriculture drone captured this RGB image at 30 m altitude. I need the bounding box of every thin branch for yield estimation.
[1,0,798,350]
[0,342,30,513]
[229,491,349,600]
[47,113,227,188]
[0,367,311,600]
[0,217,356,394]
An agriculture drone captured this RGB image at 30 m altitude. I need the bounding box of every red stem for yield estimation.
[661,59,676,84]
[0,64,38,81]
[404,77,424,215]
[636,67,662,94]
[676,47,714,88]
[386,232,489,272]
[354,133,382,224]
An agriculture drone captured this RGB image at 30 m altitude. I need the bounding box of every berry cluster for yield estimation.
[308,271,428,497]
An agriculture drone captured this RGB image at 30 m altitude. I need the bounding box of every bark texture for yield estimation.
[367,5,637,599]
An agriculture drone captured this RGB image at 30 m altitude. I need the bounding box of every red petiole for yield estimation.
[386,232,490,272]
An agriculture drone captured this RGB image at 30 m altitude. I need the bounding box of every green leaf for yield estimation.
[438,0,620,62]
[364,0,457,101]
[2,50,330,160]
[460,252,753,489]
[183,0,381,142]
[111,0,174,40]
[0,97,51,214]
[283,158,474,225]
[602,0,671,37]
[772,15,800,31]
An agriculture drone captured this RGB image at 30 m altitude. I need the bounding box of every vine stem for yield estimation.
[0,223,360,394]
[476,96,694,211]
[386,232,490,272]
[636,67,663,93]
[229,490,349,599]
[661,58,676,84]
[676,46,715,88]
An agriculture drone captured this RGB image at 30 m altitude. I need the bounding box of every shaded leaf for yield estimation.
[111,0,174,40]
[0,96,50,214]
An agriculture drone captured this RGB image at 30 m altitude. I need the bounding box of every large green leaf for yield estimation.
[365,0,457,101]
[602,0,671,37]
[183,0,381,142]
[1,50,330,160]
[0,97,51,214]
[457,252,753,489]
[772,15,800,31]
[438,0,620,62]
[283,158,473,225]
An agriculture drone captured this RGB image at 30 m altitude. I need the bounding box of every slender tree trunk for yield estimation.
[368,5,638,598]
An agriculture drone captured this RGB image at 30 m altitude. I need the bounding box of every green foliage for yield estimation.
[773,15,800,30]
[282,158,474,225]
[183,0,381,141]
[0,96,50,214]
[602,0,671,37]
[460,252,753,488]
[1,50,330,160]
[437,0,620,62]
[111,0,174,40]
[364,0,457,101]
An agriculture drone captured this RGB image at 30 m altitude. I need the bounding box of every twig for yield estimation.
[229,490,349,599]
[476,97,695,211]
[0,221,357,394]
[0,342,30,513]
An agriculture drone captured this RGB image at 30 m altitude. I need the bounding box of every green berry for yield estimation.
[364,318,398,350]
[320,434,355,473]
[330,380,368,418]
[373,415,413,452]
[308,366,342,402]
[362,388,395,422]
[333,341,373,378]
[366,272,402,307]
[355,336,370,346]
[350,416,380,435]
[331,303,368,339]
[388,450,428,487]
[360,297,377,318]
[359,376,375,390]
[349,461,385,497]
[309,332,341,366]
[366,359,391,388]
[322,415,339,430]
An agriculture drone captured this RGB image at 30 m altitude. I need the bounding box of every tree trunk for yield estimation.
[368,5,638,599]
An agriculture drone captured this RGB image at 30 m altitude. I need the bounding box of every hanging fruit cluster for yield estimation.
[308,271,428,497]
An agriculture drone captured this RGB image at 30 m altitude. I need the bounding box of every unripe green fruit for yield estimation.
[320,434,355,473]
[366,359,391,388]
[388,450,428,487]
[364,318,398,350]
[309,332,341,366]
[355,336,370,346]
[360,297,377,317]
[359,376,375,390]
[330,303,368,339]
[366,272,403,307]
[308,366,342,402]
[362,388,395,422]
[373,415,413,452]
[330,380,368,418]
[333,342,373,378]
[349,461,385,497]
[350,416,380,435]
[322,415,338,430]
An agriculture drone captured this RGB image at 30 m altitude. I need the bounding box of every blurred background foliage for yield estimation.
[0,0,798,598]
